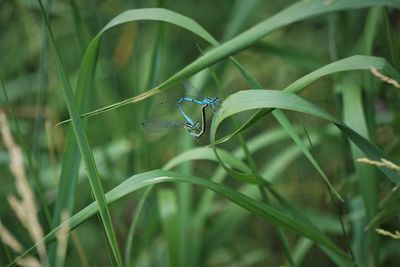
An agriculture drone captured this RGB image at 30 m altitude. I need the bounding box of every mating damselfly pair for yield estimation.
[141,83,221,138]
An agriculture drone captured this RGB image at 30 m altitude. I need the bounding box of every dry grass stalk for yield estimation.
[0,220,23,253]
[0,110,48,266]
[370,66,400,89]
[376,228,400,240]
[15,257,42,267]
[0,220,41,267]
[357,157,400,172]
[55,211,70,266]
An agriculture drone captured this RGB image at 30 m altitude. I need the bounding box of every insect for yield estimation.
[142,104,208,138]
[142,82,220,138]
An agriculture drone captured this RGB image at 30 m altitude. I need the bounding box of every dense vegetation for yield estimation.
[1,0,400,266]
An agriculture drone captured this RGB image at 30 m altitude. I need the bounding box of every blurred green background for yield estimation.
[1,0,400,266]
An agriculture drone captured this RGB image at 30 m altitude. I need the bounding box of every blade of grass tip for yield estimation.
[0,75,52,227]
[35,1,123,266]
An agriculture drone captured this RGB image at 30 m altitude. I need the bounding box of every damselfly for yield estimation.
[142,104,207,138]
[177,82,221,126]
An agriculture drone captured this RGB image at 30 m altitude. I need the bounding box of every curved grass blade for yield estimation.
[7,169,354,267]
[210,90,400,185]
[58,1,400,124]
[162,125,344,265]
[216,55,400,145]
[54,8,218,126]
[163,146,252,174]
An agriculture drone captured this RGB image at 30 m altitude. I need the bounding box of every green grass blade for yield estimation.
[8,169,354,267]
[35,1,122,266]
[210,90,400,185]
[212,57,342,202]
[216,55,400,145]
[59,1,400,124]
[49,10,98,267]
[157,189,180,267]
[273,110,342,201]
[163,147,251,174]
[260,126,339,182]
[124,187,153,267]
[367,187,400,229]
[341,80,379,265]
[222,0,261,41]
